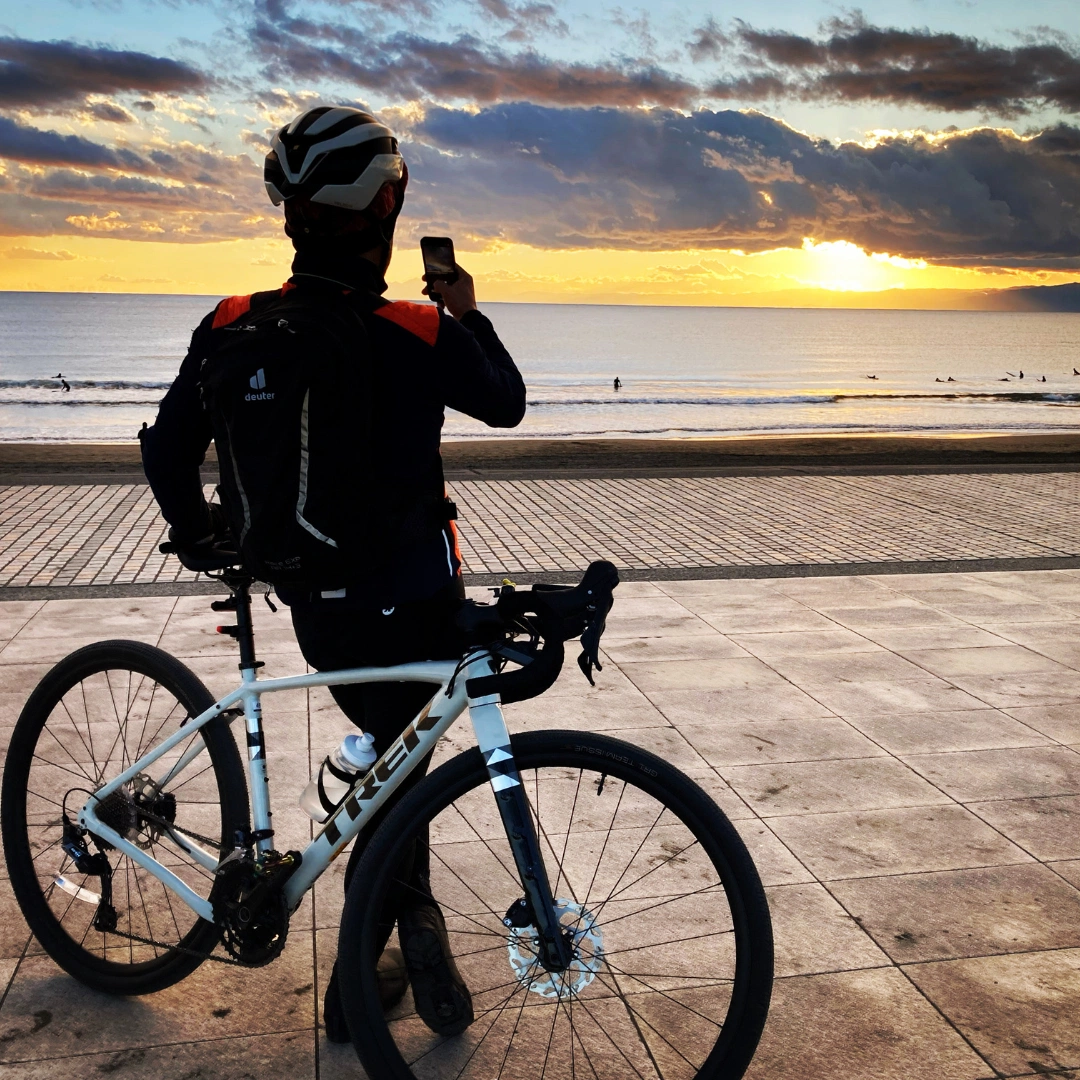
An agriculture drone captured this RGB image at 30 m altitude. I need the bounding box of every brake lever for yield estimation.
[577,607,607,686]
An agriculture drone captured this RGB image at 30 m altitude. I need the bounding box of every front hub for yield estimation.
[506,898,604,1000]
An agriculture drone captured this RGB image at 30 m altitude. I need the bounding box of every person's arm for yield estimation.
[140,315,217,542]
[423,264,526,426]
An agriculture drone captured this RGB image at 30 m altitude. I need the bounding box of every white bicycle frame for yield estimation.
[77,649,515,925]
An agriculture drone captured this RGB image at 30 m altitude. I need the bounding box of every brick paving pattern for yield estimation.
[1,471,1080,587]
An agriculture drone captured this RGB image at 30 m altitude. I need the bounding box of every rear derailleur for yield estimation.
[60,815,117,933]
[210,844,302,967]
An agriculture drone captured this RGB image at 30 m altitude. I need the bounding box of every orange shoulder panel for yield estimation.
[211,293,253,329]
[374,301,440,347]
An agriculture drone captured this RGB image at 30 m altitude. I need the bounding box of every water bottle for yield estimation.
[300,732,377,822]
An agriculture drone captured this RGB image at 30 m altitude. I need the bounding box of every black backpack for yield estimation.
[199,284,418,589]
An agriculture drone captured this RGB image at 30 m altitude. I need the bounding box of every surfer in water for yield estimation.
[613,377,622,391]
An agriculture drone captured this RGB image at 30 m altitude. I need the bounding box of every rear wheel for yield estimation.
[339,730,773,1079]
[1,640,249,995]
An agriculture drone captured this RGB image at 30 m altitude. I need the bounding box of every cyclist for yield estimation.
[140,106,526,1041]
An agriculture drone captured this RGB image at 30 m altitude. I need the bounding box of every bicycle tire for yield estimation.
[2,640,249,995]
[338,729,773,1080]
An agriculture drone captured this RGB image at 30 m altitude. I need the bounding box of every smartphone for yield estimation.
[420,236,458,284]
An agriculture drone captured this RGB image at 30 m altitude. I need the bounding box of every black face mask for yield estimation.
[289,241,390,294]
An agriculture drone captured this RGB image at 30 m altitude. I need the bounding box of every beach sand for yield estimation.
[1,432,1079,484]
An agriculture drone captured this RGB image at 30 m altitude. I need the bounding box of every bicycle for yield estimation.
[2,554,773,1079]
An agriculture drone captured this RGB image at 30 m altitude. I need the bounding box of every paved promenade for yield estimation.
[2,468,1080,592]
[3,570,1080,1078]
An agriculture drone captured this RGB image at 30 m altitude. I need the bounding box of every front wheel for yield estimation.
[1,640,249,995]
[339,730,773,1080]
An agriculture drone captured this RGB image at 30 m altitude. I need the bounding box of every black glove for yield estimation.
[163,504,239,571]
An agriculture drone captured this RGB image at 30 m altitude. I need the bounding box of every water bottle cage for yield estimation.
[316,755,357,817]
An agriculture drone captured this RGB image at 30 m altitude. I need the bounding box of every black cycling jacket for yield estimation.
[141,257,526,607]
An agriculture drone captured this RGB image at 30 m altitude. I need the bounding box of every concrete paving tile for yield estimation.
[621,655,806,694]
[808,678,996,718]
[734,820,815,886]
[0,628,164,664]
[767,882,889,977]
[647,685,835,724]
[949,603,1080,625]
[1053,861,1080,889]
[903,746,1080,801]
[858,624,1011,651]
[820,605,967,630]
[721,756,950,817]
[967,796,1080,861]
[601,725,709,769]
[3,1032,317,1080]
[680,767,756,820]
[929,670,1080,708]
[604,595,697,620]
[698,608,839,634]
[848,709,1053,755]
[765,650,931,686]
[0,601,47,618]
[1002,704,1080,744]
[745,967,989,1080]
[680,717,885,767]
[0,875,33,960]
[830,863,1080,963]
[901,646,1067,679]
[656,579,787,600]
[0,958,15,1002]
[769,804,1031,880]
[0,933,316,1060]
[588,614,718,639]
[905,949,1080,1076]
[728,628,882,657]
[772,578,894,605]
[601,634,750,663]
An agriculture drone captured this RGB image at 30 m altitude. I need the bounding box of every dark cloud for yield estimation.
[703,17,1080,117]
[252,1,695,107]
[85,101,137,123]
[0,36,208,109]
[402,104,1080,266]
[476,0,567,42]
[0,116,146,169]
[132,100,156,112]
[688,18,728,63]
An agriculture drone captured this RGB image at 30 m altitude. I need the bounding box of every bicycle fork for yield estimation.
[468,694,573,972]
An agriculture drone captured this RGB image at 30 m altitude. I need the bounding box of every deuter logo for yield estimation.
[245,368,274,401]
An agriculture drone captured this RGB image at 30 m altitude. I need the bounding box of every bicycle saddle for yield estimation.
[158,540,242,574]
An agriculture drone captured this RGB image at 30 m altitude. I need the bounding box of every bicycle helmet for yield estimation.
[264,106,407,241]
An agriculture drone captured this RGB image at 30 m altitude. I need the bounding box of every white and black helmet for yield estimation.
[264,106,405,213]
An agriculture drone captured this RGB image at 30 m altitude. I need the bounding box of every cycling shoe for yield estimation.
[322,947,410,1044]
[399,904,474,1037]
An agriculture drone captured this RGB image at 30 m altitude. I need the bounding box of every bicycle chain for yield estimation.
[102,924,245,965]
[91,803,243,965]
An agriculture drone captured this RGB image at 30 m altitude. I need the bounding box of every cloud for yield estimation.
[0,115,146,169]
[4,246,76,260]
[475,0,568,42]
[85,101,137,123]
[0,36,208,109]
[252,2,696,107]
[702,16,1080,117]
[403,104,1080,267]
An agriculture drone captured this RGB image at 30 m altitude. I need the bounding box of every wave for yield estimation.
[0,378,171,390]
[527,391,1080,408]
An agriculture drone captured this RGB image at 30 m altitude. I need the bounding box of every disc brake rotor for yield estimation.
[506,898,604,1000]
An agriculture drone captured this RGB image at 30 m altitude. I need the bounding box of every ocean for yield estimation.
[1,291,1079,442]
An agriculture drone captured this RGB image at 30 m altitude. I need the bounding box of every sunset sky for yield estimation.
[1,0,1079,305]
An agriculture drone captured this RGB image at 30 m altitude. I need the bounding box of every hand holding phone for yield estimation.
[420,235,477,320]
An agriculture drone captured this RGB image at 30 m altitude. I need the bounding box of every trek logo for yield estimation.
[320,703,443,847]
[245,368,275,401]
